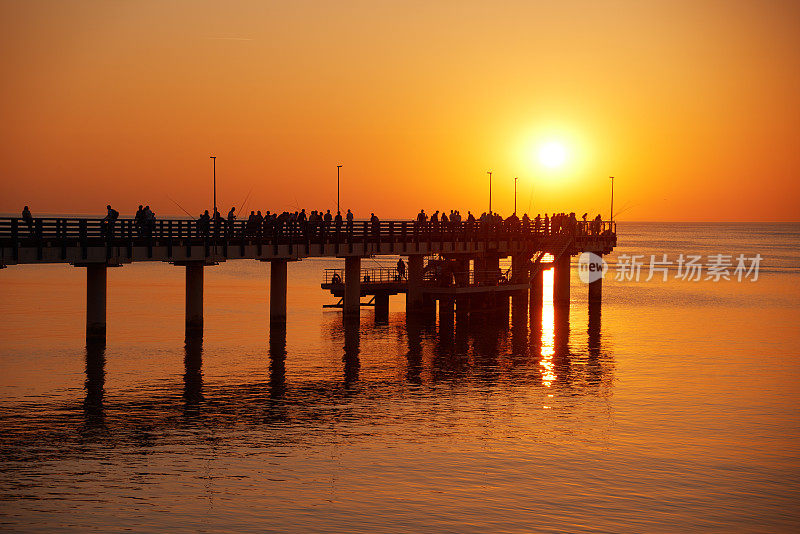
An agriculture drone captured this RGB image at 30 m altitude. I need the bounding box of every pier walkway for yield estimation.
[0,216,617,342]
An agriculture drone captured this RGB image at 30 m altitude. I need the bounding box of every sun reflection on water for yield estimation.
[540,268,556,387]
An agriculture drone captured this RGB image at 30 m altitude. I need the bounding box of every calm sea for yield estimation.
[0,222,798,533]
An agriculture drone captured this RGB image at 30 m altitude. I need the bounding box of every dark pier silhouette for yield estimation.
[0,215,616,343]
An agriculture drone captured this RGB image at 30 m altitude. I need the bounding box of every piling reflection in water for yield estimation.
[586,303,604,387]
[269,324,287,399]
[0,288,615,481]
[183,339,204,417]
[510,295,529,358]
[342,318,360,386]
[405,315,423,385]
[82,342,107,433]
[1,263,617,468]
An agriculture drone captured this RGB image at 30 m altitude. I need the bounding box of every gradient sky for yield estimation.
[1,0,798,220]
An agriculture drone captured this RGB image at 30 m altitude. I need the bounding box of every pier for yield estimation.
[0,216,616,342]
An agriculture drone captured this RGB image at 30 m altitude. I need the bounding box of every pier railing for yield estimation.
[323,267,526,288]
[0,217,616,247]
[323,268,406,285]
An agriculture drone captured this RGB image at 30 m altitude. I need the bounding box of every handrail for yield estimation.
[0,216,616,244]
[322,267,525,288]
[323,268,405,284]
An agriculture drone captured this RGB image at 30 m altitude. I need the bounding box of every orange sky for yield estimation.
[1,1,798,221]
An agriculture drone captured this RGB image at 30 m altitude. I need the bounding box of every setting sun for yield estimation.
[538,142,568,169]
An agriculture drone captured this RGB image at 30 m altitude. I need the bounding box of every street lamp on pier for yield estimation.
[210,156,217,217]
[514,176,518,214]
[337,165,343,214]
[487,171,492,214]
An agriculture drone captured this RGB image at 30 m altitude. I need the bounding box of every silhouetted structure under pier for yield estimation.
[0,216,616,342]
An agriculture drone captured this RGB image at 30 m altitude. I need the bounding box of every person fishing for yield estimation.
[21,205,34,236]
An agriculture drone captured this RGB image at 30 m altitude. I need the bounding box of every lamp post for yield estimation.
[610,176,614,221]
[210,156,217,216]
[514,176,518,214]
[487,171,492,214]
[337,165,343,214]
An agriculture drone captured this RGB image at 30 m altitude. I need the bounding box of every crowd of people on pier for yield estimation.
[411,209,606,236]
[186,207,609,240]
[15,205,610,240]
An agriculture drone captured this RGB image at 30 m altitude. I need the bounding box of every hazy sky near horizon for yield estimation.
[1,0,798,221]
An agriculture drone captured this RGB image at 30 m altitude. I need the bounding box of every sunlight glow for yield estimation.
[538,142,567,168]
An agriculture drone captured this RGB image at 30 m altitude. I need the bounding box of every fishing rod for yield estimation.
[292,194,300,212]
[238,186,254,214]
[613,203,636,219]
[167,195,194,218]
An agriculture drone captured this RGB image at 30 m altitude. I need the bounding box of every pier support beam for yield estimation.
[588,254,603,306]
[270,259,288,324]
[455,295,470,325]
[553,254,571,307]
[511,254,529,318]
[498,294,510,327]
[375,292,389,322]
[439,296,455,332]
[482,254,500,284]
[530,268,543,316]
[406,254,424,313]
[185,263,204,340]
[86,263,107,343]
[344,256,361,317]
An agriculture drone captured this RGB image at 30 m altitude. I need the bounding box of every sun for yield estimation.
[538,142,567,168]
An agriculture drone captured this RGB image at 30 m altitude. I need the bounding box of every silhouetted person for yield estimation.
[246,210,256,236]
[21,205,34,236]
[197,210,210,237]
[397,257,406,280]
[227,207,236,236]
[103,204,119,237]
[134,205,144,235]
[254,210,264,237]
[213,209,223,237]
[334,211,343,239]
[370,212,380,240]
[346,209,354,234]
[142,205,155,236]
